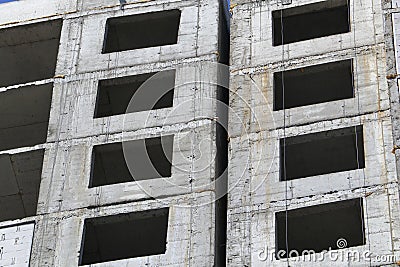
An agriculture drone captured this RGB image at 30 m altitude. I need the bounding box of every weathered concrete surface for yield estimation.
[228,0,400,266]
[27,192,216,267]
[0,0,228,266]
[38,122,218,214]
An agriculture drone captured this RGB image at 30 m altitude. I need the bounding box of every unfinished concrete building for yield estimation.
[5,0,400,266]
[228,0,400,265]
[0,0,229,266]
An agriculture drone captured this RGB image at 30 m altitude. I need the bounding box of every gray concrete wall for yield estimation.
[0,0,227,266]
[228,0,400,266]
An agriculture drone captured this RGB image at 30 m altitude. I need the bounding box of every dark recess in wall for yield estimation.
[274,59,354,110]
[94,70,175,118]
[215,1,230,266]
[90,136,174,188]
[276,198,365,258]
[281,126,365,181]
[0,19,62,87]
[79,208,169,265]
[273,0,349,46]
[0,149,44,222]
[103,9,181,53]
[0,83,53,151]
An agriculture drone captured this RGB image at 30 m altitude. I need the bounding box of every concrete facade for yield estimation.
[3,0,400,266]
[0,0,229,266]
[228,0,400,266]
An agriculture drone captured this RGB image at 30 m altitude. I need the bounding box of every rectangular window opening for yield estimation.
[0,19,62,87]
[0,149,44,222]
[79,208,169,265]
[0,83,53,151]
[90,136,174,188]
[94,70,175,118]
[274,59,354,110]
[272,0,350,46]
[280,126,365,181]
[103,9,181,53]
[276,198,365,258]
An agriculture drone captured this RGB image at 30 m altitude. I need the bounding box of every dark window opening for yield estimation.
[103,9,181,53]
[0,83,53,151]
[94,70,175,118]
[79,208,169,265]
[0,19,62,87]
[274,59,354,110]
[281,126,365,181]
[0,149,44,222]
[276,198,365,258]
[273,0,350,46]
[90,136,174,188]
